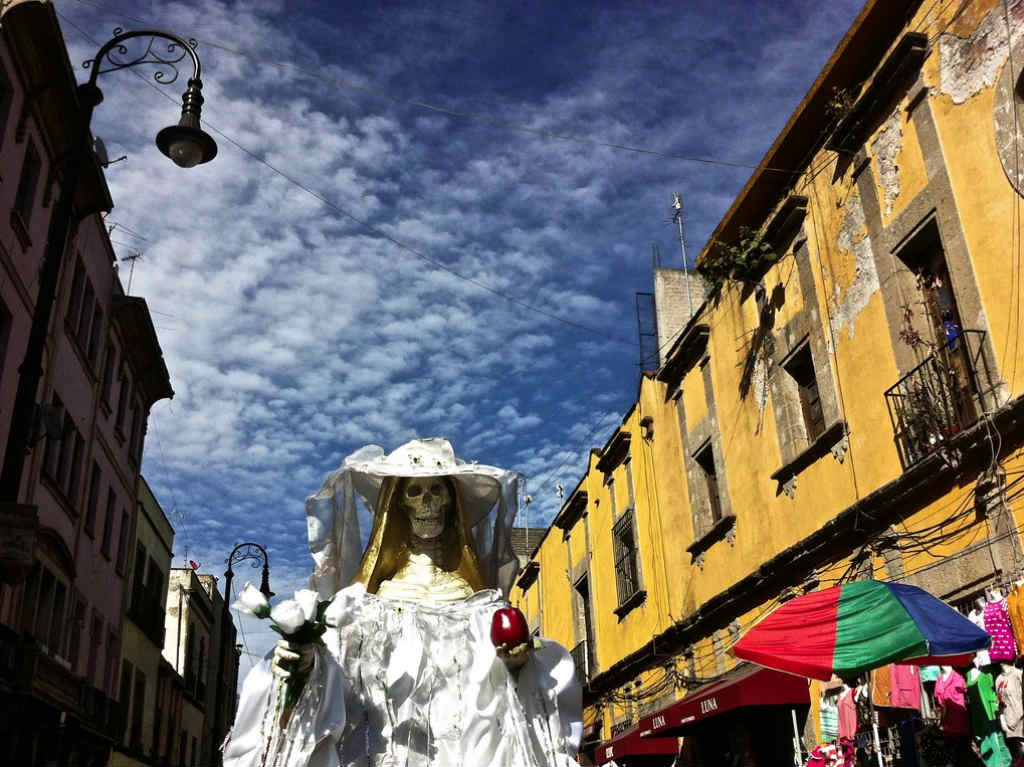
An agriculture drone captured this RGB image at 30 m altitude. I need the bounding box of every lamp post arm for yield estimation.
[84,28,202,89]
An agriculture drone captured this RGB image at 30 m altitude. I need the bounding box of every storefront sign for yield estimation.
[604,746,613,760]
[652,714,666,729]
[700,697,718,714]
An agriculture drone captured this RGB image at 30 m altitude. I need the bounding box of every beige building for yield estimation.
[108,477,173,766]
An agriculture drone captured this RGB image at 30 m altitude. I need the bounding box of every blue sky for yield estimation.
[54,0,863,670]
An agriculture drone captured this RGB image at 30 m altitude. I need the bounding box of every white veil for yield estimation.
[305,438,521,599]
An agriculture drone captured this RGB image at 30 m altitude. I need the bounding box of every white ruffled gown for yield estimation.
[222,584,583,767]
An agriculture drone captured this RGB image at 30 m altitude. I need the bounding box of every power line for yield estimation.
[69,0,798,174]
[56,12,640,351]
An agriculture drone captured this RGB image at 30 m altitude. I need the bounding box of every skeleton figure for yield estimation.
[223,440,582,767]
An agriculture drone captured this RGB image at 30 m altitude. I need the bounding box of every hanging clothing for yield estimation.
[1007,584,1024,648]
[997,666,1024,740]
[872,665,893,708]
[985,600,1018,662]
[890,664,923,710]
[838,687,858,740]
[935,669,971,736]
[971,608,994,666]
[820,696,839,742]
[967,668,1012,767]
[920,666,942,683]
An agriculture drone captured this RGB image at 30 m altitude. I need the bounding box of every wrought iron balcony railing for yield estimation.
[571,640,590,686]
[885,329,994,468]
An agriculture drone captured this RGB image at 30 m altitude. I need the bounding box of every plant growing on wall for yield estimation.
[698,226,780,296]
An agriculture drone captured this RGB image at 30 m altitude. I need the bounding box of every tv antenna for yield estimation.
[120,250,144,294]
[669,193,693,315]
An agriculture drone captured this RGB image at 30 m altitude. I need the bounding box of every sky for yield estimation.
[53,0,864,675]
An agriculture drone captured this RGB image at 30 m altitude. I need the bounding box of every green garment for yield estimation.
[967,670,1012,767]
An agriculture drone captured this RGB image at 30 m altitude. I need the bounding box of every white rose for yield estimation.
[231,582,270,618]
[270,600,308,635]
[294,589,320,623]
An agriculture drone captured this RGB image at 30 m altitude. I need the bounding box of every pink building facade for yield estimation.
[0,2,173,764]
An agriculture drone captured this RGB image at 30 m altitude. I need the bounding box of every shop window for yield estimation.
[84,462,101,536]
[13,140,40,226]
[783,343,825,442]
[101,487,116,558]
[612,510,640,606]
[694,443,723,524]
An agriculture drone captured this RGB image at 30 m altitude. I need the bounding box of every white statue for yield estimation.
[222,439,582,767]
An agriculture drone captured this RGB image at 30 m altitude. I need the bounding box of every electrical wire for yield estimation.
[67,0,799,174]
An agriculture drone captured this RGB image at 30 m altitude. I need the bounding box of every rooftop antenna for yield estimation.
[670,193,693,315]
[120,250,144,294]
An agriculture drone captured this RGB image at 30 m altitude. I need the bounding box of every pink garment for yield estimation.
[934,669,970,736]
[837,687,857,740]
[889,664,922,709]
[985,599,1019,661]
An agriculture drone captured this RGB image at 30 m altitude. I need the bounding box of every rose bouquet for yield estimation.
[232,583,331,706]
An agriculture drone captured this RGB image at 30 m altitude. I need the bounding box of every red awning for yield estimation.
[644,665,809,737]
[593,720,679,765]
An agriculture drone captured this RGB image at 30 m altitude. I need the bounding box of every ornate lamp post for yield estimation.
[0,29,217,509]
[223,542,274,606]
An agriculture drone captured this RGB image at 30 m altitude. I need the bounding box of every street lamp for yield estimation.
[0,29,217,508]
[223,542,274,606]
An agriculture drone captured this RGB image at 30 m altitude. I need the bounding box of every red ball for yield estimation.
[490,606,530,648]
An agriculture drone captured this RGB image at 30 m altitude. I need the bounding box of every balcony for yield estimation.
[885,329,994,468]
[571,640,590,687]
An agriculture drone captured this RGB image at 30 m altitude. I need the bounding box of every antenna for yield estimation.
[120,251,144,294]
[670,193,694,315]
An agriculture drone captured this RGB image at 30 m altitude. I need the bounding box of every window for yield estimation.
[13,141,41,225]
[115,368,131,436]
[573,577,595,678]
[694,443,723,524]
[132,542,146,611]
[198,636,206,684]
[84,462,101,536]
[42,395,64,481]
[33,568,54,641]
[100,342,117,406]
[20,562,39,634]
[67,431,85,509]
[67,259,85,330]
[104,630,118,693]
[56,410,75,490]
[128,400,142,463]
[132,669,146,749]
[119,659,134,743]
[101,487,116,558]
[49,580,66,653]
[0,296,12,385]
[606,475,616,517]
[624,457,636,510]
[612,510,641,605]
[115,511,130,575]
[784,344,825,442]
[67,595,85,672]
[76,282,95,353]
[87,613,103,686]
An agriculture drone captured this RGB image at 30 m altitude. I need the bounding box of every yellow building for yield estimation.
[511,0,1024,764]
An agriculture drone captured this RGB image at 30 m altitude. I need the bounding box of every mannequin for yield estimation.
[966,665,1011,766]
[969,598,993,667]
[934,666,970,737]
[996,661,1024,761]
[984,589,1018,662]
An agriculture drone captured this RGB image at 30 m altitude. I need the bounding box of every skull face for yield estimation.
[401,477,451,539]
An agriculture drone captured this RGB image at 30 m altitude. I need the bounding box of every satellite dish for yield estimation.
[93,136,109,166]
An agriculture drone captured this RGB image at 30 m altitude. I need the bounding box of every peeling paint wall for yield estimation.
[829,191,879,340]
[939,0,1024,105]
[871,111,903,216]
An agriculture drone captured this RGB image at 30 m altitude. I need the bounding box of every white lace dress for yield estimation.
[222,584,582,767]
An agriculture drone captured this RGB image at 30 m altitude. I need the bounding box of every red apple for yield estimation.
[490,606,530,648]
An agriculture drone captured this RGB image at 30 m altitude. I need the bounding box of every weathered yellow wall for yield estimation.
[513,0,1024,748]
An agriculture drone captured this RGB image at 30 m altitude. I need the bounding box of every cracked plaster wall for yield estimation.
[829,191,879,341]
[939,0,1024,105]
[871,111,903,216]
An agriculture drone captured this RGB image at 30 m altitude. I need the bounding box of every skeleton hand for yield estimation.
[495,638,538,672]
[271,639,315,680]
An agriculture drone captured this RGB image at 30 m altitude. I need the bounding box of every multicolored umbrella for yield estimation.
[732,580,991,681]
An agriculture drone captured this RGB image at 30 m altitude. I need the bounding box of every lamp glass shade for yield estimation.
[156,124,217,168]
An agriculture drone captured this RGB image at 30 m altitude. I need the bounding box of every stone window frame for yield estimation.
[849,77,1009,449]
